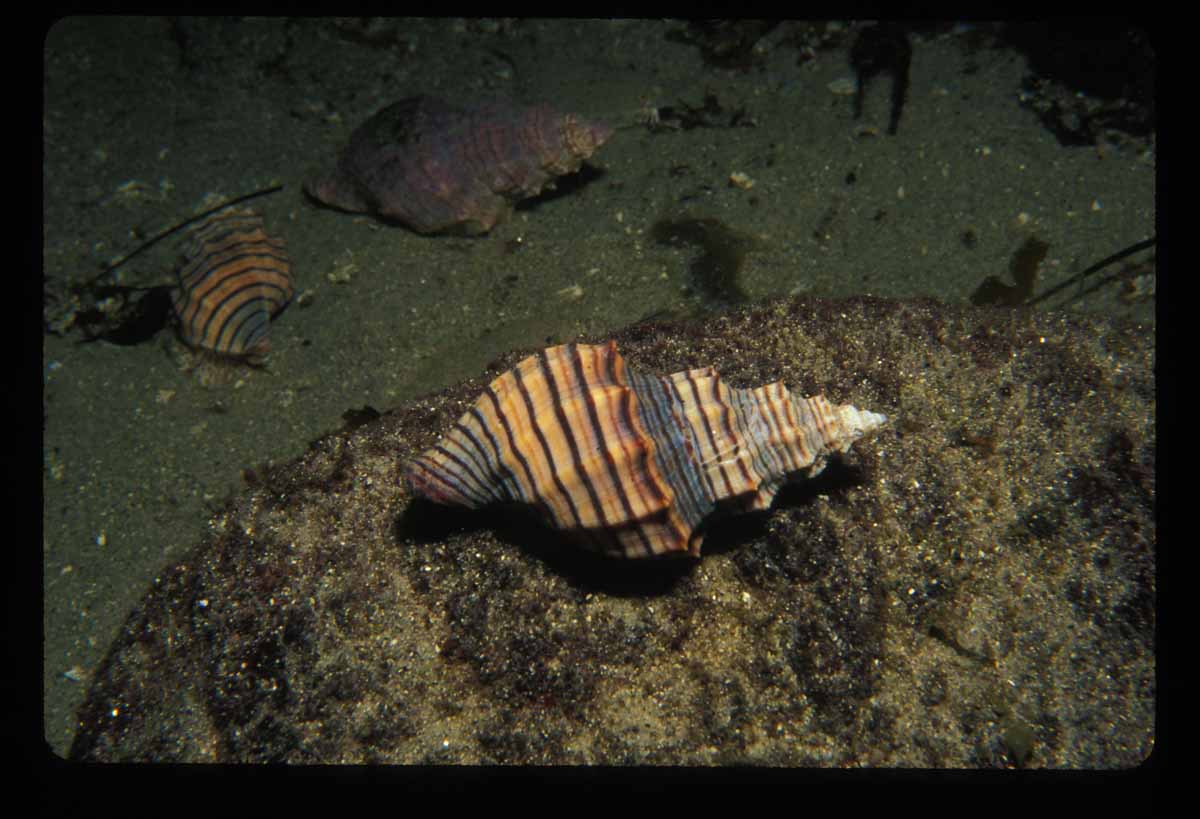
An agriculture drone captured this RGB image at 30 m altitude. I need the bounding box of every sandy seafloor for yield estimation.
[41,18,1155,759]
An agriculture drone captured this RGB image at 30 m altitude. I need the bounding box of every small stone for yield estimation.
[729,171,755,190]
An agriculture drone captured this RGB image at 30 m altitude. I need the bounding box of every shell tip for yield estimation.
[839,405,888,444]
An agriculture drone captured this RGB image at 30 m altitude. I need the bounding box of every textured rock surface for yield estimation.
[68,296,1154,766]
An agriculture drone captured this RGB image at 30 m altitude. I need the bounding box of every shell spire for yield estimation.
[404,342,887,559]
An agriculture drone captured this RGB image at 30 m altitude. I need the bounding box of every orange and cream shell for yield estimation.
[171,209,293,359]
[404,341,887,559]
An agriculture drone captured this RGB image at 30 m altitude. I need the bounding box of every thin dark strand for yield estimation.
[1069,269,1137,305]
[1026,236,1156,307]
[84,185,285,289]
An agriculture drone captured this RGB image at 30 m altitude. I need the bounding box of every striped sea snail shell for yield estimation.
[404,341,887,559]
[172,208,294,359]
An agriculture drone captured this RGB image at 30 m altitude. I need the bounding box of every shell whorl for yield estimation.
[404,341,886,558]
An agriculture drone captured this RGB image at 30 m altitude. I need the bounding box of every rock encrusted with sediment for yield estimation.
[69,296,1154,767]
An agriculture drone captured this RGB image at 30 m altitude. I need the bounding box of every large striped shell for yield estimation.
[172,208,294,359]
[404,341,887,559]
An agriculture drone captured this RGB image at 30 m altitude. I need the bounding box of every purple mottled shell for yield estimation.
[305,96,614,235]
[405,341,888,559]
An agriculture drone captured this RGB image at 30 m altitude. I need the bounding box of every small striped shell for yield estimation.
[172,209,294,358]
[404,341,887,559]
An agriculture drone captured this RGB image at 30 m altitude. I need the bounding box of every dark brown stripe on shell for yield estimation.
[483,383,540,509]
[537,345,605,531]
[588,343,662,554]
[172,210,293,358]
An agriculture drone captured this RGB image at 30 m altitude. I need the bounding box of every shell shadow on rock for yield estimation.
[305,96,614,235]
[404,341,887,559]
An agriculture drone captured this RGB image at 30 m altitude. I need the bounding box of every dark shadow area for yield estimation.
[513,162,607,213]
[396,455,872,597]
[398,496,697,598]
